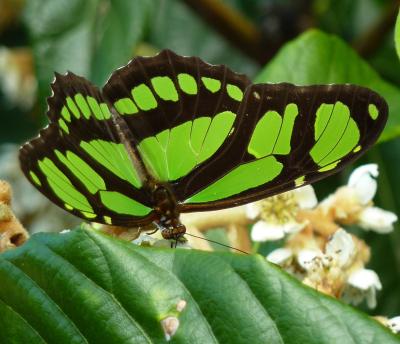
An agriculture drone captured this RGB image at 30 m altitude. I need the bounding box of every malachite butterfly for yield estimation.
[19,50,388,240]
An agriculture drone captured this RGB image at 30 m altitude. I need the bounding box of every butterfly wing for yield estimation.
[179,82,388,211]
[103,49,251,182]
[19,73,156,226]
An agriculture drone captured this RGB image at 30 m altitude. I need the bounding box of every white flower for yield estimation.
[251,220,304,241]
[245,202,260,220]
[342,268,382,308]
[347,164,378,205]
[248,185,317,242]
[388,316,400,334]
[297,229,354,271]
[246,185,318,220]
[358,206,398,234]
[293,185,318,209]
[325,229,355,268]
[266,248,293,265]
[345,164,398,234]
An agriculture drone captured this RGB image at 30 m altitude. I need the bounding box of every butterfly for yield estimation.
[19,50,388,240]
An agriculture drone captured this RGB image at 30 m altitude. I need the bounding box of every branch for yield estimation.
[353,0,400,57]
[182,0,273,64]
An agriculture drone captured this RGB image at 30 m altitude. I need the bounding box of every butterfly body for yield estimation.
[19,50,388,240]
[152,184,186,239]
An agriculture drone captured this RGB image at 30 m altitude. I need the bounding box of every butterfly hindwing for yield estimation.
[19,73,156,226]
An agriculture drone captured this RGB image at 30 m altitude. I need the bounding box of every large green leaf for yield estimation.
[23,0,155,109]
[255,29,400,142]
[0,228,398,343]
[395,9,400,60]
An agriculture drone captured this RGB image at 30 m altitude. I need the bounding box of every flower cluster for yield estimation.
[247,164,397,311]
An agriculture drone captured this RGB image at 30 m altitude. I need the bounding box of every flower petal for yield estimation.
[348,164,378,204]
[251,220,285,242]
[358,206,398,234]
[297,249,321,270]
[245,202,260,220]
[325,229,355,267]
[293,185,318,209]
[388,316,400,334]
[267,248,293,265]
[347,268,382,291]
[345,268,382,309]
[282,221,306,234]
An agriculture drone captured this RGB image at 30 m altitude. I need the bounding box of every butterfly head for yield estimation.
[159,220,186,240]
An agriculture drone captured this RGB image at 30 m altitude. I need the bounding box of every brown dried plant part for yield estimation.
[100,224,142,242]
[181,207,251,253]
[0,181,29,252]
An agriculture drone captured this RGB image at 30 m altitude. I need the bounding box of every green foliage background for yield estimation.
[1,0,400,342]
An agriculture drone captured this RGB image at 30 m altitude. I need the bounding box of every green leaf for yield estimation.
[23,0,155,109]
[255,29,400,142]
[1,228,398,343]
[395,9,400,60]
[147,0,258,78]
[363,142,400,316]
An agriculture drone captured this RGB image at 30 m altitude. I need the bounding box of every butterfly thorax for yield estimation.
[152,184,186,240]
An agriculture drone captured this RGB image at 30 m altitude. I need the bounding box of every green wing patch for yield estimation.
[80,140,142,188]
[138,111,236,181]
[186,156,283,203]
[248,103,299,157]
[310,101,360,170]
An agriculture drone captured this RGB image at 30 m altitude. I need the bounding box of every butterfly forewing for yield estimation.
[103,50,251,182]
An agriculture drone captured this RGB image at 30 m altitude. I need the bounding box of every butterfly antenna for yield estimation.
[184,232,249,255]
